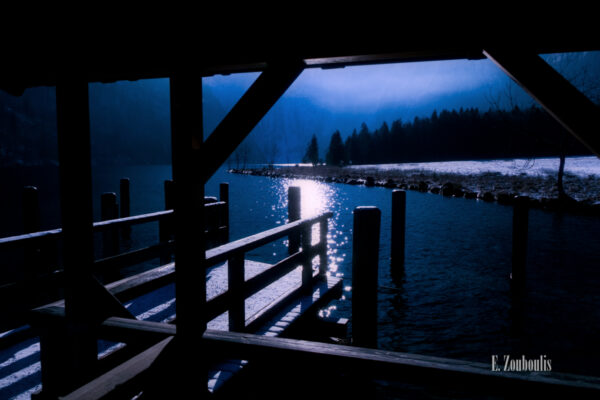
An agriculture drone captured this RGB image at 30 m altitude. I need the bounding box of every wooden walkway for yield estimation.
[0,204,339,398]
[0,258,343,398]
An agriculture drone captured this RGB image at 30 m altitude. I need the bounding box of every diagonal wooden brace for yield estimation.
[484,49,600,157]
[201,59,305,183]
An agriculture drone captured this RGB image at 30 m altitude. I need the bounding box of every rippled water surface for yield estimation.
[1,163,600,381]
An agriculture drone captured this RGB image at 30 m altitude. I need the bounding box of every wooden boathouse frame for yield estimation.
[2,44,600,398]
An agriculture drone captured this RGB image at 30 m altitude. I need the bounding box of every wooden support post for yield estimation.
[352,206,381,349]
[159,180,174,264]
[511,196,529,295]
[288,186,301,255]
[43,77,97,397]
[120,178,131,241]
[319,218,328,277]
[391,190,406,274]
[220,182,230,243]
[169,72,206,395]
[101,192,120,258]
[301,224,313,293]
[228,253,245,332]
[23,186,41,279]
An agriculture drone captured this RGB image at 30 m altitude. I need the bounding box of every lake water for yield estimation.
[1,160,600,398]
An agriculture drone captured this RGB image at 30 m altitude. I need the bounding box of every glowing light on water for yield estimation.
[278,178,335,219]
[274,178,349,277]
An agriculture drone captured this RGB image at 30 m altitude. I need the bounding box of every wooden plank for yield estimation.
[206,212,332,265]
[0,228,61,250]
[60,337,174,400]
[201,60,305,183]
[484,49,600,157]
[89,316,600,396]
[0,210,171,249]
[203,333,600,396]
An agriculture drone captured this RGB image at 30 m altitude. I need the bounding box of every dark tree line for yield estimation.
[318,106,590,166]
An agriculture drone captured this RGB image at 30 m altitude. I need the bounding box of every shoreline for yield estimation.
[230,165,600,215]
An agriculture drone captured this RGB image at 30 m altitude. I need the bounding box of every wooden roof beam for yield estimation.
[484,49,600,157]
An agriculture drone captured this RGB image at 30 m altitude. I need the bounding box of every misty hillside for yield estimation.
[1,50,598,167]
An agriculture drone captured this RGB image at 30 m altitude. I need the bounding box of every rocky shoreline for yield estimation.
[230,166,600,215]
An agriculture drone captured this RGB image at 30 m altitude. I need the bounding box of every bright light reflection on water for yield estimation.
[274,178,348,278]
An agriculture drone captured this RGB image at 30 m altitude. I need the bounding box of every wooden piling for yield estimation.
[288,186,301,255]
[101,192,119,258]
[159,180,174,264]
[220,182,230,243]
[120,178,131,240]
[511,196,529,294]
[319,218,328,277]
[391,190,406,273]
[301,224,312,293]
[352,206,381,349]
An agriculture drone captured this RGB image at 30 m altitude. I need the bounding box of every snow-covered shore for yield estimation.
[233,157,600,213]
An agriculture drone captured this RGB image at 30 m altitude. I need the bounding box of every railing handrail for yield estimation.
[0,201,226,250]
[0,210,174,249]
[205,211,332,266]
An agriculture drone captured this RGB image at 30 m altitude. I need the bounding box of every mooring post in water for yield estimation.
[319,218,328,277]
[119,178,131,241]
[220,182,230,243]
[159,180,174,264]
[101,192,119,258]
[391,190,406,274]
[288,186,301,255]
[352,206,381,349]
[511,196,529,295]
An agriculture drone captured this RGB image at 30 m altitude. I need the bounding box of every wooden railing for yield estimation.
[0,196,228,339]
[1,209,330,347]
[204,211,331,331]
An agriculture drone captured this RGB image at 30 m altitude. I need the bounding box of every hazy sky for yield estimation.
[203,58,519,115]
[203,51,600,119]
